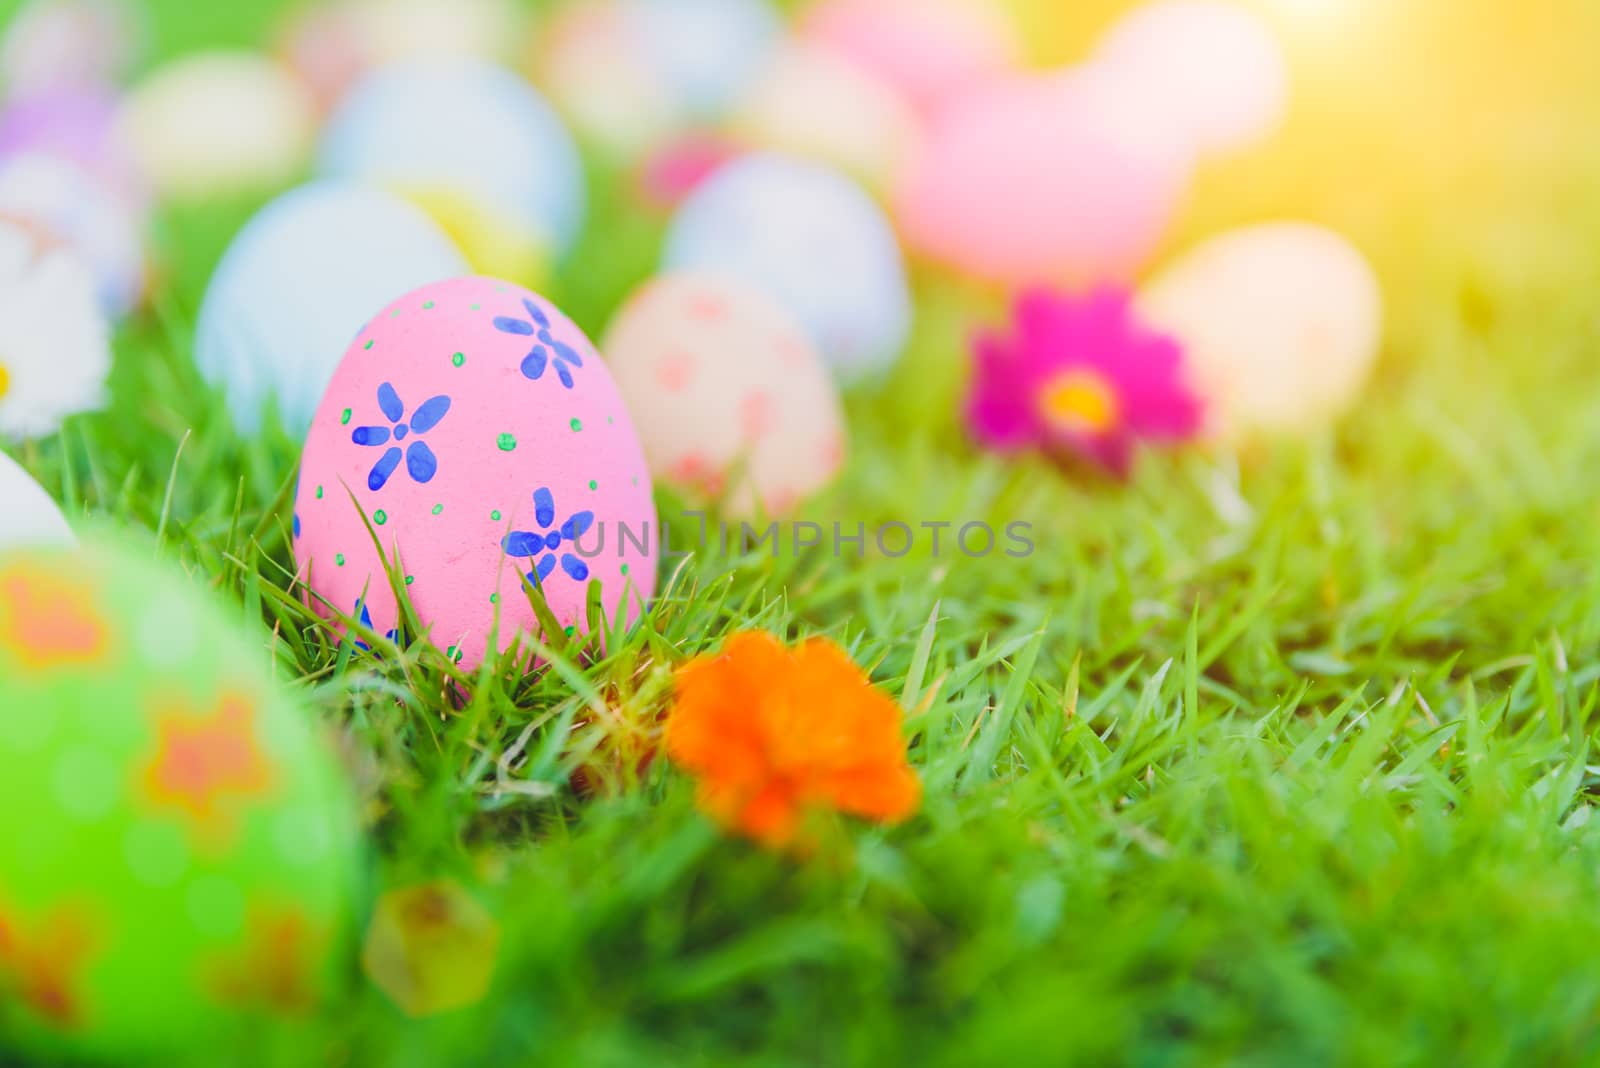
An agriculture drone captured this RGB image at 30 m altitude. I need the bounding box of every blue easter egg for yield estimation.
[630,0,782,120]
[318,58,585,261]
[193,181,467,436]
[663,153,911,380]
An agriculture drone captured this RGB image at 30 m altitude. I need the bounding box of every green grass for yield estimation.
[12,1,1600,1065]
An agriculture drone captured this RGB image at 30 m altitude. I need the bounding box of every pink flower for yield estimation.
[638,136,739,211]
[967,288,1202,476]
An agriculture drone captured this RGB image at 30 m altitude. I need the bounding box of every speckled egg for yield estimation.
[319,58,583,282]
[194,182,468,437]
[1093,0,1287,159]
[729,40,919,192]
[536,0,781,159]
[117,51,315,203]
[0,537,361,1060]
[0,451,73,549]
[604,272,846,518]
[893,74,1189,287]
[801,0,1020,116]
[663,153,911,380]
[294,277,658,670]
[0,150,146,317]
[1136,223,1382,438]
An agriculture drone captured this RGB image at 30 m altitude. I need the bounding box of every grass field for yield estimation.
[11,0,1600,1064]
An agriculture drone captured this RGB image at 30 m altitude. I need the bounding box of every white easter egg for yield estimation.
[193,182,468,436]
[663,153,912,380]
[1136,222,1382,437]
[0,451,73,548]
[604,271,846,518]
[1093,0,1287,159]
[319,58,583,277]
[729,41,919,191]
[118,51,315,202]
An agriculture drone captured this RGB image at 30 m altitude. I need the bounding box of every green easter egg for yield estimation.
[0,539,361,1060]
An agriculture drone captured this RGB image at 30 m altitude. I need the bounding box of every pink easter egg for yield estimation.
[294,276,658,669]
[893,74,1189,287]
[801,0,1020,117]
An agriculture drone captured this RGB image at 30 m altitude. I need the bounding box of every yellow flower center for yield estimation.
[1039,370,1118,435]
[0,362,10,401]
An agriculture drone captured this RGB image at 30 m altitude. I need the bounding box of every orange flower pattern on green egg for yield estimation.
[0,566,112,672]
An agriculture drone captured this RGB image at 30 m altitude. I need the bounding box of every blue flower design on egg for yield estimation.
[352,382,451,491]
[493,299,584,389]
[502,488,595,584]
[352,597,399,651]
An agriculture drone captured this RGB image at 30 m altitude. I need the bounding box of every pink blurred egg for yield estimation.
[294,277,658,669]
[603,271,846,518]
[893,74,1189,287]
[802,0,1020,116]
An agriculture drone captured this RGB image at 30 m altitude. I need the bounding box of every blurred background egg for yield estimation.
[535,0,780,159]
[294,277,657,670]
[0,88,146,206]
[1092,0,1288,160]
[894,74,1190,287]
[118,51,315,203]
[0,451,73,549]
[280,0,526,113]
[604,271,846,518]
[0,0,143,95]
[194,182,467,436]
[0,151,146,317]
[319,58,583,284]
[663,152,911,380]
[1136,222,1383,438]
[800,0,1021,117]
[0,537,361,1060]
[728,40,919,192]
[629,0,781,121]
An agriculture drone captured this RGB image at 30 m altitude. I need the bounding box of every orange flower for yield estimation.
[665,631,921,848]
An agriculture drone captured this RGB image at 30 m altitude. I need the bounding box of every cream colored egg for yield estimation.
[0,451,73,549]
[352,0,523,66]
[1136,222,1382,438]
[729,41,919,191]
[535,2,677,158]
[604,271,847,518]
[118,52,315,202]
